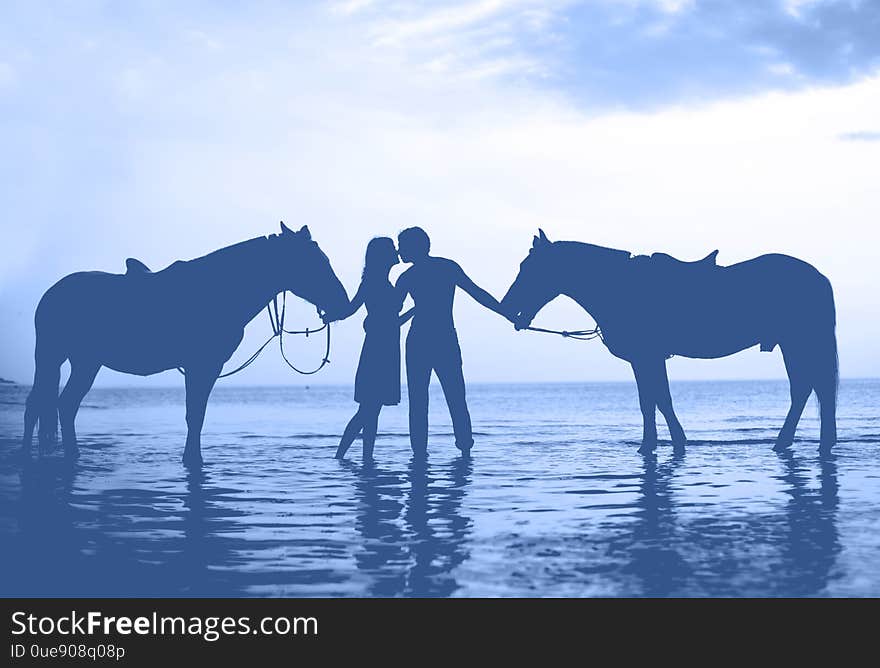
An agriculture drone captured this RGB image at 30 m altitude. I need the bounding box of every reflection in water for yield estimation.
[8,457,82,595]
[604,450,841,596]
[344,460,408,596]
[344,455,474,597]
[0,436,849,597]
[624,452,689,596]
[2,445,245,596]
[404,456,473,597]
[776,451,840,596]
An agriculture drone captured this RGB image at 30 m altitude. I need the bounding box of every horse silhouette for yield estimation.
[501,230,837,454]
[22,223,349,465]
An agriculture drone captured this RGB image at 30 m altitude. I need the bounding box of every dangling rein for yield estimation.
[523,324,603,341]
[177,292,331,379]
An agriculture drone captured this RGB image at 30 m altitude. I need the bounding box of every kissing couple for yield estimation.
[322,227,511,461]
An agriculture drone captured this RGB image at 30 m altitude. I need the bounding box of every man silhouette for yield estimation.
[396,227,509,456]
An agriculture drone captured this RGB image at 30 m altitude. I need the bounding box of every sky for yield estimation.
[1,0,878,386]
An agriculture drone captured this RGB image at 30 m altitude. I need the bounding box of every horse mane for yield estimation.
[190,235,273,265]
[158,235,276,275]
[553,240,632,264]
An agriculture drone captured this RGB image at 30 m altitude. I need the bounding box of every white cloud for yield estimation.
[767,61,796,76]
[357,0,569,79]
[372,0,527,44]
[784,0,827,19]
[330,0,376,16]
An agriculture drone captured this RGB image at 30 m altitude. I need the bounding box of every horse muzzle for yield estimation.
[512,311,535,331]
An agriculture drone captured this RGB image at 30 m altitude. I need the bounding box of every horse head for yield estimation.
[501,229,562,330]
[277,222,349,317]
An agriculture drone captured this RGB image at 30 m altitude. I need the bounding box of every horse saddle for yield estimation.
[651,249,719,269]
[125,258,152,274]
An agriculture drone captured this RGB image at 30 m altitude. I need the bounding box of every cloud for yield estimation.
[838,130,880,142]
[326,0,880,108]
[554,0,880,107]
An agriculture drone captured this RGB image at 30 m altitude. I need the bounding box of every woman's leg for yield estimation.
[336,406,366,459]
[361,403,382,461]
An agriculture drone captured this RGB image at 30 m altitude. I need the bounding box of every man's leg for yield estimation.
[405,340,432,455]
[435,342,473,453]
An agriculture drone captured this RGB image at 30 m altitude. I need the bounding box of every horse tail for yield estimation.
[813,273,838,449]
[23,296,65,449]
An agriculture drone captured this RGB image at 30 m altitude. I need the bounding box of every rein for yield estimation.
[178,291,331,379]
[523,324,603,341]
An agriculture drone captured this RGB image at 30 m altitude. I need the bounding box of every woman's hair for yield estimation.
[362,237,396,282]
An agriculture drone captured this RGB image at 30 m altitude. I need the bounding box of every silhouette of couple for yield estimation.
[323,227,509,460]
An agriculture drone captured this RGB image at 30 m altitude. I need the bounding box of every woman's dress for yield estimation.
[354,279,401,406]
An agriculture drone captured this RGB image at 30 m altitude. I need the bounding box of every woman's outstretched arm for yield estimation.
[323,279,366,323]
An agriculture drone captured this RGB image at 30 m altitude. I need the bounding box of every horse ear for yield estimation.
[280,221,292,235]
[298,225,311,241]
[532,229,550,250]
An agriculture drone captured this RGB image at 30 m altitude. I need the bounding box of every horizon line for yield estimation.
[1,377,878,390]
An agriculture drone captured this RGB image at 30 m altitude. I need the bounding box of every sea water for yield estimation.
[0,379,878,597]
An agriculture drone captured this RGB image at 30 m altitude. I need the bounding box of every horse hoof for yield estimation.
[672,441,687,453]
[773,440,792,452]
[637,443,657,455]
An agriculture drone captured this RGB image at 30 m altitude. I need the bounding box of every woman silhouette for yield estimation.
[325,237,413,460]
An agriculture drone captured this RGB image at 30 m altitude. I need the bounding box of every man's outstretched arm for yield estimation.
[455,263,510,318]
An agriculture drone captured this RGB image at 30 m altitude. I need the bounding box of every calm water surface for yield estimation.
[1,380,878,597]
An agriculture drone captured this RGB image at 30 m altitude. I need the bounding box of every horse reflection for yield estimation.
[2,456,82,595]
[612,450,840,596]
[622,452,690,596]
[177,467,242,595]
[1,446,248,596]
[775,451,840,596]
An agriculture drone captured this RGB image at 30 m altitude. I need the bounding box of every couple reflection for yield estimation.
[620,450,840,596]
[342,455,473,597]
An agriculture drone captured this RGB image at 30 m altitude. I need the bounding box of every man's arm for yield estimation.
[393,270,411,311]
[454,262,508,317]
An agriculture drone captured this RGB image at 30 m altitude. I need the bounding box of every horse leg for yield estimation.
[27,344,65,455]
[182,365,220,467]
[774,344,812,451]
[814,336,838,453]
[22,390,38,455]
[22,375,42,455]
[653,359,687,451]
[632,361,657,454]
[816,381,837,453]
[59,359,100,457]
